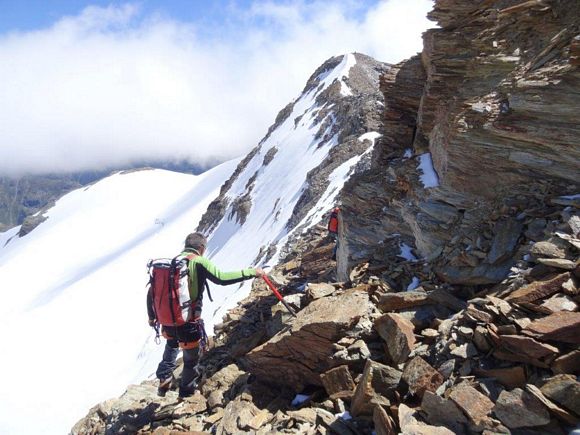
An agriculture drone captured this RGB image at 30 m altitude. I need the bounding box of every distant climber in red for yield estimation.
[328,207,340,260]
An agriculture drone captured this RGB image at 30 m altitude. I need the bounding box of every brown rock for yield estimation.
[378,291,429,311]
[320,365,356,399]
[243,289,369,389]
[540,375,580,416]
[524,311,580,344]
[505,272,570,304]
[420,391,467,428]
[287,408,317,425]
[493,388,550,429]
[465,305,494,323]
[551,350,580,375]
[373,405,396,435]
[401,357,444,399]
[449,383,494,425]
[351,359,402,416]
[473,366,526,389]
[499,335,559,360]
[473,326,492,352]
[541,293,578,312]
[374,313,416,364]
[530,240,567,259]
[306,282,335,300]
[537,258,577,270]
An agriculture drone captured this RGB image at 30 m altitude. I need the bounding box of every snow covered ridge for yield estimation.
[197,53,389,326]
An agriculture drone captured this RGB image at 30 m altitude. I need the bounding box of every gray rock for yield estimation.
[493,388,550,429]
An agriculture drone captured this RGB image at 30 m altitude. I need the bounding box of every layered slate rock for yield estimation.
[339,0,580,286]
[374,313,416,364]
[493,388,550,429]
[350,360,402,416]
[242,289,369,389]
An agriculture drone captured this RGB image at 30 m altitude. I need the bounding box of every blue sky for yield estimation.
[0,0,378,34]
[0,0,433,175]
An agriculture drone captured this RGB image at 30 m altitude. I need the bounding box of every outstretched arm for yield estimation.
[195,256,259,285]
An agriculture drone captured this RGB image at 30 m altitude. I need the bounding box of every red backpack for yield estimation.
[147,254,196,327]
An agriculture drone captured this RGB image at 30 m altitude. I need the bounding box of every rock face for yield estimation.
[338,0,580,286]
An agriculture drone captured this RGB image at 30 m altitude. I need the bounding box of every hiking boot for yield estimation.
[157,377,172,397]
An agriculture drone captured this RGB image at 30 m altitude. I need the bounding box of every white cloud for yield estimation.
[0,0,433,175]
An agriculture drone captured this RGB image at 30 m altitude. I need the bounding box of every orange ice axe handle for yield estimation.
[262,275,297,317]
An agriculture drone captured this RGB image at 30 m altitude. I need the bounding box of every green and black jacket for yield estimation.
[182,248,257,307]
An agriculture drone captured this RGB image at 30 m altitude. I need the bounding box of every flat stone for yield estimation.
[526,384,580,426]
[499,335,559,360]
[540,375,580,416]
[246,409,272,431]
[465,305,494,323]
[402,357,444,399]
[351,359,401,416]
[472,366,526,389]
[421,390,467,428]
[398,404,455,435]
[306,283,335,300]
[541,293,578,312]
[562,277,579,296]
[493,388,550,429]
[551,350,580,375]
[378,291,429,311]
[287,408,317,425]
[449,383,494,425]
[505,272,570,304]
[373,405,396,435]
[374,313,416,364]
[320,365,356,399]
[524,311,580,344]
[530,240,567,259]
[450,343,478,359]
[537,258,577,270]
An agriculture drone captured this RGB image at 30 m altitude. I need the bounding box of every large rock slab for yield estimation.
[493,388,550,429]
[506,272,570,304]
[351,359,401,416]
[524,311,580,344]
[402,357,444,399]
[374,313,416,364]
[378,291,429,311]
[449,383,494,426]
[242,289,369,389]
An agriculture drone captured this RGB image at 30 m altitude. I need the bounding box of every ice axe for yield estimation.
[262,275,297,317]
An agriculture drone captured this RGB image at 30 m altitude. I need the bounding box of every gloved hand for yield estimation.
[254,267,266,277]
[148,319,158,327]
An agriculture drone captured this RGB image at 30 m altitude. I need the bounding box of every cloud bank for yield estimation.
[0,1,433,175]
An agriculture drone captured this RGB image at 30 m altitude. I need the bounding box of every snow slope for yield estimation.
[0,162,237,435]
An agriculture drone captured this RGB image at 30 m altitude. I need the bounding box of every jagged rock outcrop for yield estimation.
[339,0,580,286]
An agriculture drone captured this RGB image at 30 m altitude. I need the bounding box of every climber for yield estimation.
[147,232,264,400]
[327,207,340,260]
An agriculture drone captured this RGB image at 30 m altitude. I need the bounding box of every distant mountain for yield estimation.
[0,160,208,232]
